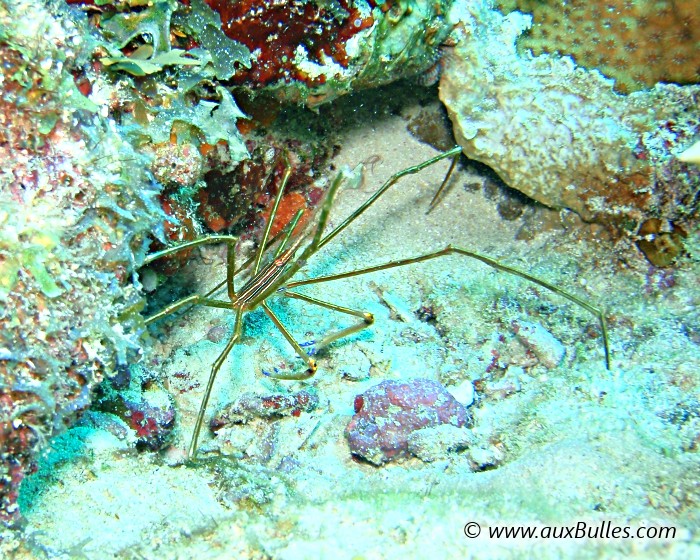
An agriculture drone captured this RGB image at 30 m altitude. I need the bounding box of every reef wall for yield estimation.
[0,0,166,524]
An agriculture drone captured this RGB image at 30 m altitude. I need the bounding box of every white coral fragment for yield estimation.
[678,140,700,165]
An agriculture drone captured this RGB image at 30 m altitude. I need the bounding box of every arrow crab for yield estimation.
[144,147,610,459]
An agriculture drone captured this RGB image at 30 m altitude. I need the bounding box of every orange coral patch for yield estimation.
[264,191,310,238]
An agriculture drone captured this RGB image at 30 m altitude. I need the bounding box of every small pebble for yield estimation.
[467,445,505,470]
[140,268,158,293]
[447,379,475,407]
[206,324,227,343]
[513,320,566,369]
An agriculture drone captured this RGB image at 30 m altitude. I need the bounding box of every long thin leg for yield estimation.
[144,234,240,322]
[315,146,462,252]
[267,169,350,286]
[145,294,236,325]
[427,149,460,214]
[194,148,461,302]
[226,241,236,301]
[261,302,317,380]
[188,307,244,459]
[253,165,292,274]
[273,209,305,260]
[285,246,611,370]
[147,212,303,325]
[142,235,239,266]
[282,291,374,350]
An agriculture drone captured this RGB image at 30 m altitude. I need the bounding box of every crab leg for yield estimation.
[285,246,611,370]
[253,165,292,274]
[188,306,244,459]
[142,235,239,266]
[281,291,374,351]
[144,295,234,326]
[314,145,462,252]
[261,302,317,380]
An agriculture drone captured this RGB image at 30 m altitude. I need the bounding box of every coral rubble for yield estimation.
[440,0,700,229]
[212,388,319,426]
[93,365,176,451]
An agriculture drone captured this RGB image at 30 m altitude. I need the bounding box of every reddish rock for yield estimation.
[345,379,472,465]
[211,389,319,429]
[122,395,176,451]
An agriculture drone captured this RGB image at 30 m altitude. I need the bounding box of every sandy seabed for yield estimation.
[9,85,700,559]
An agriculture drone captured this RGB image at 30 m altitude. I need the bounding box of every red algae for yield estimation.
[201,0,375,86]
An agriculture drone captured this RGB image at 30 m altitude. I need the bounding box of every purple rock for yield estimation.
[345,378,472,465]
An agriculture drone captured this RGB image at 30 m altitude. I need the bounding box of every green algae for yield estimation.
[99,0,176,53]
[173,0,252,81]
[141,86,247,155]
[100,46,201,76]
[96,0,252,81]
[0,202,62,300]
[83,0,251,166]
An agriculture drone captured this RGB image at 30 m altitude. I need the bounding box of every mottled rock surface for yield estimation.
[0,0,163,524]
[440,0,700,227]
[345,378,472,465]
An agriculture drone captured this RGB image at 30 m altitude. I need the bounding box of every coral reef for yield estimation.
[199,0,376,86]
[0,0,168,523]
[3,108,699,558]
[4,0,696,550]
[495,0,700,94]
[440,0,700,228]
[68,0,455,105]
[345,378,472,465]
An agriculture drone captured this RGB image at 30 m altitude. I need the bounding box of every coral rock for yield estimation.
[512,320,566,369]
[122,394,176,451]
[495,0,700,94]
[345,378,472,465]
[212,389,319,428]
[0,0,164,524]
[71,0,455,106]
[440,0,700,227]
[199,0,455,103]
